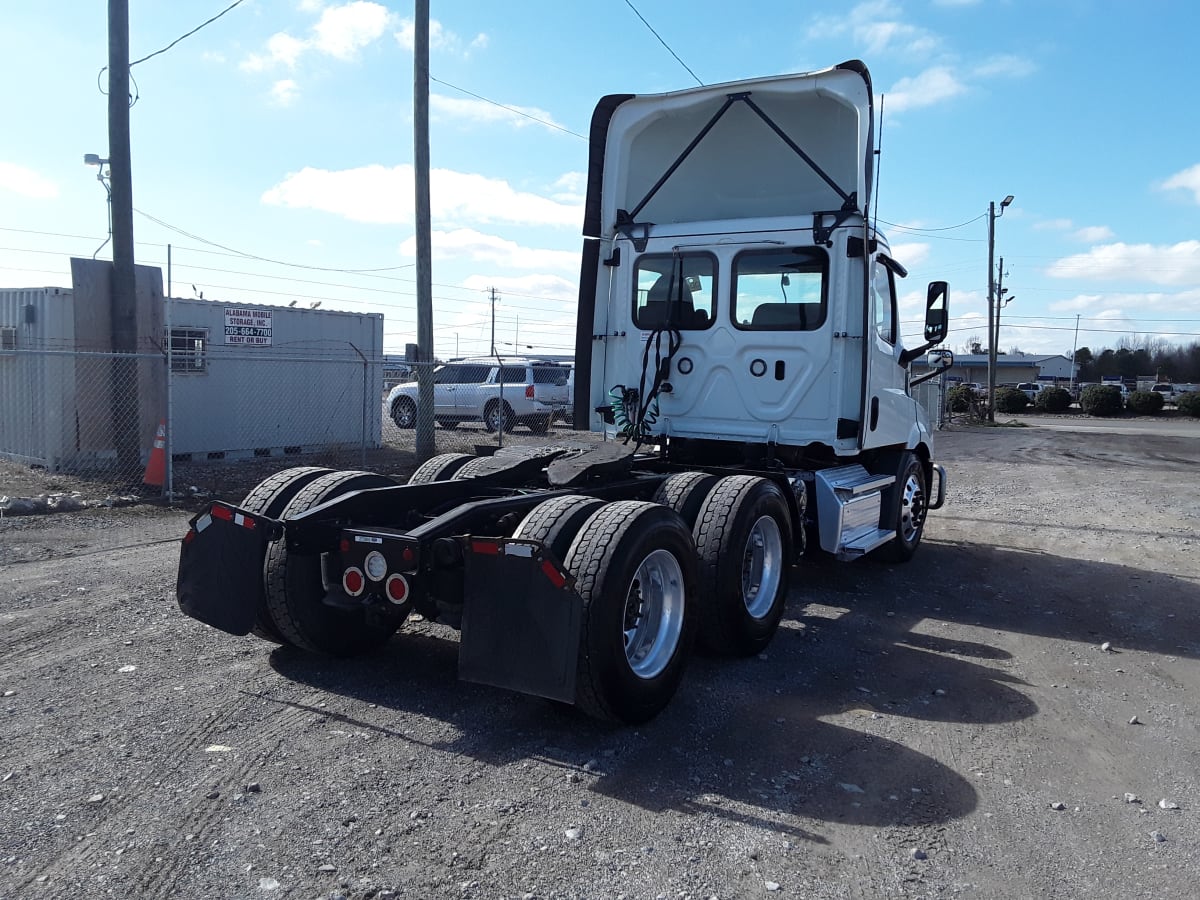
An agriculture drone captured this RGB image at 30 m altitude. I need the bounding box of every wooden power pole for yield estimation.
[413,0,435,460]
[108,0,141,476]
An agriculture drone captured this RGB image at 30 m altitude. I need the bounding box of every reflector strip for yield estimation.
[195,513,212,533]
[471,540,500,555]
[504,543,534,558]
[183,529,196,545]
[209,505,256,530]
[541,560,567,589]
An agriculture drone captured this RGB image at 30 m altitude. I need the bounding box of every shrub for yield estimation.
[1178,391,1200,418]
[1035,386,1072,412]
[993,387,1028,413]
[1127,390,1165,415]
[1081,384,1123,417]
[946,384,976,413]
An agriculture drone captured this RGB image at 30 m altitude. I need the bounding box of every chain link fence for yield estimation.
[1,346,592,518]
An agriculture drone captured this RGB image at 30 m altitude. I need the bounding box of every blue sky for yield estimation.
[2,0,1198,359]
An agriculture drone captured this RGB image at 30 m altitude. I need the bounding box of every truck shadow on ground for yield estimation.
[265,540,1198,839]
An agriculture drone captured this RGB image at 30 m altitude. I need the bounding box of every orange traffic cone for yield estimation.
[143,419,167,487]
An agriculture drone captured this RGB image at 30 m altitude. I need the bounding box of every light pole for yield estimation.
[986,194,1014,422]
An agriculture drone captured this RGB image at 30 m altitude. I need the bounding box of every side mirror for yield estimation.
[926,348,953,370]
[923,281,949,344]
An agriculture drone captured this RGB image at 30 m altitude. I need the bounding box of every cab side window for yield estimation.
[873,260,896,345]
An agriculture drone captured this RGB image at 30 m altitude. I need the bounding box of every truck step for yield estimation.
[814,465,895,561]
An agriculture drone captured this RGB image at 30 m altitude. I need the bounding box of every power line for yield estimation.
[878,212,987,233]
[134,209,416,273]
[430,77,587,140]
[130,0,248,67]
[622,0,703,86]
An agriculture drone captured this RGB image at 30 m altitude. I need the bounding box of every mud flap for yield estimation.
[176,503,282,636]
[458,539,581,703]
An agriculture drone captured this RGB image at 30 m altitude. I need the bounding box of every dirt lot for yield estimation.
[2,421,1198,899]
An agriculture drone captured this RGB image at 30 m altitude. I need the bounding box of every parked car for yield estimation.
[1151,383,1178,403]
[1016,382,1045,401]
[385,358,570,433]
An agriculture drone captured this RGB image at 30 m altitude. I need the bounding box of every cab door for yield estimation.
[860,257,913,450]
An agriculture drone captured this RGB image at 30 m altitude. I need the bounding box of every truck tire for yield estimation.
[693,476,792,656]
[511,494,606,560]
[870,450,927,564]
[407,452,474,485]
[483,400,515,433]
[391,398,417,429]
[652,471,720,528]
[264,470,402,655]
[564,501,697,724]
[240,466,335,643]
[450,456,497,480]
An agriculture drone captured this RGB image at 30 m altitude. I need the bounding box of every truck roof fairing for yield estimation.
[583,60,875,240]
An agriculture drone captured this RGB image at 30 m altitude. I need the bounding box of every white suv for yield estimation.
[386,359,570,433]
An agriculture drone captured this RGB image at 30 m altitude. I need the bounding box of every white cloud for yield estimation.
[885,66,966,113]
[270,79,300,106]
[889,241,930,268]
[550,171,586,205]
[262,164,584,228]
[395,18,489,57]
[311,1,391,60]
[1072,225,1115,243]
[429,94,566,133]
[399,228,579,271]
[460,273,578,304]
[972,54,1037,79]
[0,161,59,199]
[1046,241,1200,287]
[241,2,390,73]
[809,2,939,56]
[1160,163,1200,204]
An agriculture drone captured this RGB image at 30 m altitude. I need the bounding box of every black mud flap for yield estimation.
[458,538,582,703]
[176,503,283,636]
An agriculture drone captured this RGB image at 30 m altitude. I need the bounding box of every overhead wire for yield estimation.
[430,77,587,140]
[130,0,248,67]
[621,0,703,86]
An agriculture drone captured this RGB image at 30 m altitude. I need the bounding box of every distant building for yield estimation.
[912,352,1076,386]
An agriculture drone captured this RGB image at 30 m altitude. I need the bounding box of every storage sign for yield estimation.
[224,308,273,346]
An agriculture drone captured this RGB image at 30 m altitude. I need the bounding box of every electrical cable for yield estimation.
[621,0,703,86]
[430,77,586,140]
[130,0,248,67]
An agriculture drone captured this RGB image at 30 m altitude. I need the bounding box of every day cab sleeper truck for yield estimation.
[177,60,953,724]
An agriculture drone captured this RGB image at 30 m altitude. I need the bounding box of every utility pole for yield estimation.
[993,257,1007,360]
[985,194,1013,422]
[1070,313,1081,391]
[108,0,140,477]
[412,0,434,460]
[488,286,499,355]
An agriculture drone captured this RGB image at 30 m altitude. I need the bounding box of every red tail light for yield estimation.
[525,384,535,399]
[342,567,365,597]
[385,573,410,605]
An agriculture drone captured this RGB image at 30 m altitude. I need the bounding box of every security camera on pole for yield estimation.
[986,194,1014,422]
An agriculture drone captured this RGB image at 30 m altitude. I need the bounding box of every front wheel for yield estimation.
[870,451,928,563]
[483,401,515,433]
[693,476,792,656]
[565,501,697,724]
[391,398,417,429]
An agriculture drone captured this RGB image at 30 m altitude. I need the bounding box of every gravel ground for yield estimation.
[2,420,1198,899]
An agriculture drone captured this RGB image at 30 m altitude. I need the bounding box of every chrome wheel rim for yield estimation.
[623,549,685,679]
[486,404,507,431]
[741,515,783,619]
[898,470,926,544]
[394,403,415,427]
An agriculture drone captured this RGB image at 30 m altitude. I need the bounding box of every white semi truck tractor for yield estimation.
[176,60,952,724]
